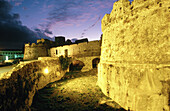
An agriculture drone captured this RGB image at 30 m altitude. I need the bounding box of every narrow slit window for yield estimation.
[56,50,58,55]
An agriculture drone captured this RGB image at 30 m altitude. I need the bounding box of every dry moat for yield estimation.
[31,69,126,111]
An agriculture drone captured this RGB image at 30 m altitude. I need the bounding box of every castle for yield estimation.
[23,36,101,72]
[24,36,65,60]
[0,0,169,110]
[24,36,101,60]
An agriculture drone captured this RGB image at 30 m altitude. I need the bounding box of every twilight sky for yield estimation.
[0,0,133,49]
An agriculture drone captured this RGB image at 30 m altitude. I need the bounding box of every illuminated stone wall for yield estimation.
[50,40,101,58]
[73,56,100,72]
[23,43,48,60]
[98,0,170,111]
[0,57,65,110]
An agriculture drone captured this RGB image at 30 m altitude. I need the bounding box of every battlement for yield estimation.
[37,38,46,43]
[24,43,44,47]
[102,0,169,32]
[23,43,48,60]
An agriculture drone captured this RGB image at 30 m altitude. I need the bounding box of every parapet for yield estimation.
[102,0,169,32]
[31,43,37,47]
[25,43,30,47]
[25,43,46,48]
[37,38,45,44]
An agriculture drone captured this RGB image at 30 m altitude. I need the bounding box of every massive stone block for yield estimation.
[0,57,65,110]
[98,0,170,111]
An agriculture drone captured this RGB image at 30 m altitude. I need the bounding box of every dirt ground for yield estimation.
[31,69,126,111]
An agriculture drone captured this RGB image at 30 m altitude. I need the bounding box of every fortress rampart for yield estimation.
[23,43,48,60]
[0,58,65,110]
[98,0,170,111]
[50,40,101,58]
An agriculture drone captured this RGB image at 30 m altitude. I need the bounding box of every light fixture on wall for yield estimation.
[44,68,49,74]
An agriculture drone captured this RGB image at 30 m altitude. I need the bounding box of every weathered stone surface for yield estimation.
[98,0,170,111]
[0,57,65,110]
[73,56,100,72]
[51,41,101,72]
[24,43,48,60]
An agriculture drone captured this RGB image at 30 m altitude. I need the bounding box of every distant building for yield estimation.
[75,38,88,44]
[50,40,101,58]
[0,49,23,62]
[0,55,3,62]
[55,36,65,46]
[23,36,92,60]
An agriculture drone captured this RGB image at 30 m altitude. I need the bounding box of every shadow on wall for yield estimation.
[69,60,85,71]
[92,58,100,68]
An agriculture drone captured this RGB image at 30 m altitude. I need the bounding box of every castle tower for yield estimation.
[98,0,170,111]
[55,36,65,46]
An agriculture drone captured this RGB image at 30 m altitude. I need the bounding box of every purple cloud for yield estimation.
[14,2,22,6]
[7,0,24,6]
[81,16,101,37]
[38,0,114,34]
[22,6,27,10]
[44,28,53,35]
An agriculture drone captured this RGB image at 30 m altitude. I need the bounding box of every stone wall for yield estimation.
[0,57,65,110]
[73,56,100,72]
[98,0,170,111]
[50,40,101,58]
[23,43,48,60]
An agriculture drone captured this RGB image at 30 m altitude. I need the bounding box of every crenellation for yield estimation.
[25,43,30,47]
[101,14,111,32]
[24,42,48,60]
[31,43,36,47]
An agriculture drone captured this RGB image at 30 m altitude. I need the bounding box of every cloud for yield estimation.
[34,28,53,35]
[7,0,24,6]
[14,2,22,6]
[81,16,101,38]
[71,38,78,43]
[40,0,114,32]
[44,28,53,35]
[33,0,40,5]
[0,0,50,49]
[22,7,27,10]
[34,28,52,39]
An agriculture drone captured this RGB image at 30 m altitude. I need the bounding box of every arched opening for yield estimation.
[69,60,85,72]
[92,58,100,68]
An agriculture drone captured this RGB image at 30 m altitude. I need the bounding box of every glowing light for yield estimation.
[15,54,17,58]
[6,56,8,60]
[44,68,49,74]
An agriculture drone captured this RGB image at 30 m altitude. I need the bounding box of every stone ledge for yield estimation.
[0,58,65,110]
